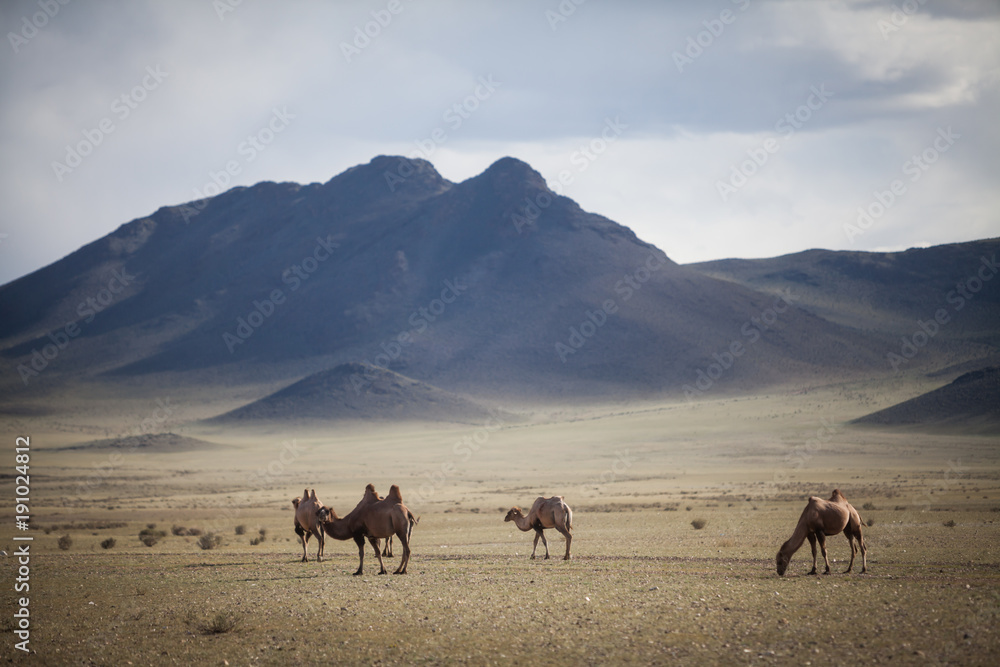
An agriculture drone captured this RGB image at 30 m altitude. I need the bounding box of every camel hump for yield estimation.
[310,489,317,500]
[303,488,310,500]
[388,484,403,502]
[365,483,377,494]
[830,489,846,502]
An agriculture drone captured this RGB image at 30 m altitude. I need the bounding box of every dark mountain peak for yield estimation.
[326,155,452,201]
[476,156,551,194]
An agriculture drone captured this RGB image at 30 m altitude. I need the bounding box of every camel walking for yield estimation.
[505,496,573,560]
[776,489,867,576]
[291,489,331,562]
[323,484,418,575]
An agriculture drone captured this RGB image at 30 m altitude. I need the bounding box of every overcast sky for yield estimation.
[1,0,998,285]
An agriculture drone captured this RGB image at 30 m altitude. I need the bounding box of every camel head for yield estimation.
[504,508,522,523]
[316,506,331,523]
[776,549,790,576]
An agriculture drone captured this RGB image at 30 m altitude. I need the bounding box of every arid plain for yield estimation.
[3,375,998,665]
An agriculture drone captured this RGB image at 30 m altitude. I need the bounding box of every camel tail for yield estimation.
[563,500,573,531]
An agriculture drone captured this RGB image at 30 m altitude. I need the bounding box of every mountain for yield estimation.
[0,156,996,414]
[852,367,1000,434]
[208,362,504,424]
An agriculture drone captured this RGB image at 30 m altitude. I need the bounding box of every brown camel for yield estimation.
[504,496,573,560]
[291,488,331,562]
[322,484,418,575]
[776,489,867,576]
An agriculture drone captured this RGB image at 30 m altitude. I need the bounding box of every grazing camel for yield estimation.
[776,489,867,576]
[505,496,573,560]
[322,484,418,575]
[291,489,331,562]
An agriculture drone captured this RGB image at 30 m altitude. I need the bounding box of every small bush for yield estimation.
[866,518,875,527]
[57,534,73,550]
[862,502,877,511]
[235,525,246,536]
[187,528,203,536]
[171,525,187,536]
[101,537,116,549]
[146,523,157,530]
[943,519,957,528]
[199,611,241,635]
[138,527,166,547]
[198,533,223,550]
[691,519,707,530]
[685,506,693,512]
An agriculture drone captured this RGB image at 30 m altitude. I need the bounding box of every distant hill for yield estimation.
[208,363,504,424]
[0,155,996,410]
[56,432,221,452]
[852,367,1000,434]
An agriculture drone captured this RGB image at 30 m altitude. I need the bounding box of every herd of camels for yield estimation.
[293,485,867,577]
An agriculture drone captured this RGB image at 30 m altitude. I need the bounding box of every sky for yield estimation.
[1,0,998,285]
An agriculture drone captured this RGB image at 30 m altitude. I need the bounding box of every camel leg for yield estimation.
[393,528,409,575]
[370,536,388,575]
[857,529,868,574]
[300,532,310,563]
[312,526,324,563]
[530,532,540,559]
[535,528,550,559]
[844,533,856,574]
[353,534,366,576]
[555,525,572,560]
[383,536,394,558]
[807,533,818,575]
[817,532,831,574]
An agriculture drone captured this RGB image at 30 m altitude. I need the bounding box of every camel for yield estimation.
[322,484,418,575]
[776,489,867,576]
[504,496,573,560]
[291,488,331,562]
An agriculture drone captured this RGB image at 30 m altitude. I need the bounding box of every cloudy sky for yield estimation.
[1,0,998,285]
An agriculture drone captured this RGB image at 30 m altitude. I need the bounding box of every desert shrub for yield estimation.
[235,525,246,535]
[198,533,223,550]
[862,502,877,511]
[894,506,907,511]
[943,519,957,528]
[691,519,707,530]
[57,534,73,550]
[685,506,693,512]
[138,527,166,547]
[101,537,116,549]
[187,528,203,536]
[866,518,875,527]
[171,525,187,536]
[199,611,240,635]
